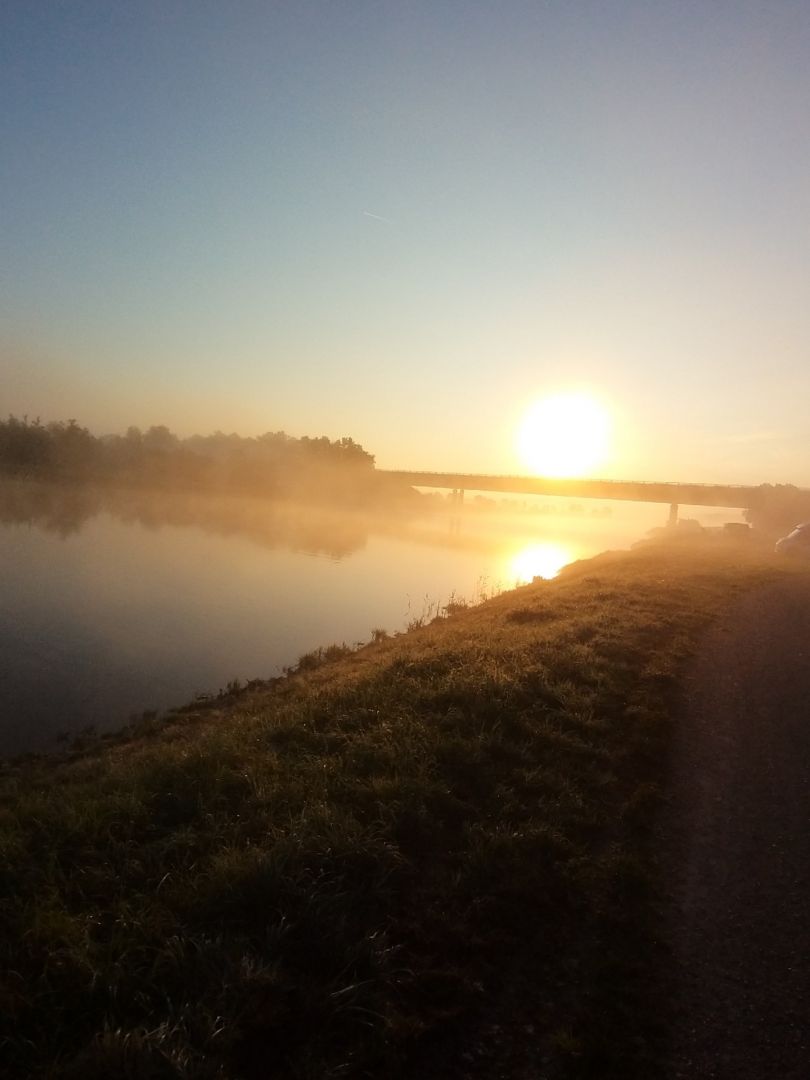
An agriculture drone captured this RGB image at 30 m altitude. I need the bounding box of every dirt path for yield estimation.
[660,576,810,1078]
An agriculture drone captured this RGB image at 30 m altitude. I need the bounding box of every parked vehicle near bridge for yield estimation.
[775,522,810,556]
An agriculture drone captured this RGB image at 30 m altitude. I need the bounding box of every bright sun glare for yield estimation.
[517,394,611,478]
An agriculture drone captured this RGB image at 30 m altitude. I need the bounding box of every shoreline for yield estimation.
[1,536,798,1077]
[0,478,679,760]
[0,525,764,768]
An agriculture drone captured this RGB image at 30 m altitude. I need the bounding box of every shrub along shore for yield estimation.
[0,536,792,1078]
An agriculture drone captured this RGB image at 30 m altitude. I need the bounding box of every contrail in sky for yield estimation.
[362,210,394,224]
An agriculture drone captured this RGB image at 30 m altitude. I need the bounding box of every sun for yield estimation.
[517,393,611,478]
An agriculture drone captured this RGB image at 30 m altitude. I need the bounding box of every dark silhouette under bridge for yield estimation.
[381,471,766,523]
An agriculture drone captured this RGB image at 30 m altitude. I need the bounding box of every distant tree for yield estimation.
[744,484,810,533]
[336,436,375,466]
[142,425,179,453]
[0,416,53,475]
[46,419,100,478]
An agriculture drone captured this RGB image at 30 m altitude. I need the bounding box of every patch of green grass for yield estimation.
[0,538,798,1077]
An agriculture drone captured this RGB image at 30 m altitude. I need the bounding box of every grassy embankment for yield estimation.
[0,538,796,1078]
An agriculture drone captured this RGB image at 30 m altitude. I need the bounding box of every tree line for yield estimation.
[0,416,384,505]
[743,483,810,533]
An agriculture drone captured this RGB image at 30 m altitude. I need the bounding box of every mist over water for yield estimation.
[0,481,737,756]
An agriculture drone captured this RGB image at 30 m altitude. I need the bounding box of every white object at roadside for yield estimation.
[775,522,810,556]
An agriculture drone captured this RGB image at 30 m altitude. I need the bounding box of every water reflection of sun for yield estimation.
[509,542,573,584]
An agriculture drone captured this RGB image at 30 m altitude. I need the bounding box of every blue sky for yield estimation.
[3,1,810,482]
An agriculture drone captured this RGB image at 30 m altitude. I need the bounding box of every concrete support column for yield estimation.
[669,502,679,526]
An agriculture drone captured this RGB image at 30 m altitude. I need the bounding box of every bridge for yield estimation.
[380,471,765,524]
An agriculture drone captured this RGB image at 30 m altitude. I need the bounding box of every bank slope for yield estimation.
[0,539,792,1078]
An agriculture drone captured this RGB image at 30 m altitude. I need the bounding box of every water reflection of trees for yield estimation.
[0,479,103,538]
[0,478,639,564]
[0,480,368,559]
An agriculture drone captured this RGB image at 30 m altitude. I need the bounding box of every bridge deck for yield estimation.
[380,471,766,510]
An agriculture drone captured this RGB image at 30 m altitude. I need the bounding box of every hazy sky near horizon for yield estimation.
[2,1,809,484]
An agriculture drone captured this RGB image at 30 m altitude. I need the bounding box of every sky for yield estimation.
[2,1,810,484]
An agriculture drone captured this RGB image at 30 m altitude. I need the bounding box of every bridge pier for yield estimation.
[669,502,679,526]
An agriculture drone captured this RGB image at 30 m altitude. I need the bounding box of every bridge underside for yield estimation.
[381,470,761,511]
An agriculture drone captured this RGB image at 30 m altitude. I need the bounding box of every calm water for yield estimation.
[0,481,735,755]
